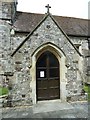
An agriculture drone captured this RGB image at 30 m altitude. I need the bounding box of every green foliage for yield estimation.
[84,84,90,102]
[84,85,89,93]
[0,86,9,96]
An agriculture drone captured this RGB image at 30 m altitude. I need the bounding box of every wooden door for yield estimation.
[36,51,60,101]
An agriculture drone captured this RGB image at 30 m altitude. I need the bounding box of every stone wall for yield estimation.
[11,33,26,51]
[10,16,87,106]
[0,5,88,106]
[0,0,17,22]
[0,19,12,83]
[70,37,89,83]
[0,0,17,94]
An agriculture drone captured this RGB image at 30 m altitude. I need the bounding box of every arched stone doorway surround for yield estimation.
[30,42,67,104]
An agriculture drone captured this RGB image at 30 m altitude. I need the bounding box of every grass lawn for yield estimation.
[0,86,9,96]
[84,84,90,102]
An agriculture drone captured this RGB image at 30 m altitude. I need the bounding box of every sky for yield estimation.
[17,0,90,19]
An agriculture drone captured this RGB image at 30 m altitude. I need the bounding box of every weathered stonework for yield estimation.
[0,0,89,107]
[9,16,86,105]
[0,0,17,22]
[70,37,89,83]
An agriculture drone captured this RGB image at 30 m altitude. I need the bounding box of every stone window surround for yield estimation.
[30,43,67,104]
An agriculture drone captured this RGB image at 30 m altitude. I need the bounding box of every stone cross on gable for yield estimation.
[45,4,51,13]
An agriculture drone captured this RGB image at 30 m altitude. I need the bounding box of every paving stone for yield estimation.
[1,102,88,119]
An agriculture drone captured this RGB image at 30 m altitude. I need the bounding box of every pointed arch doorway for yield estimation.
[36,51,60,101]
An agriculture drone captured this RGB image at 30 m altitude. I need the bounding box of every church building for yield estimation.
[0,0,90,106]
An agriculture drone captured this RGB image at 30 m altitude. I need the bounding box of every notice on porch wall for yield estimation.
[40,71,44,77]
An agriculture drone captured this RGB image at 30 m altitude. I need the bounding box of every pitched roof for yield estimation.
[14,11,89,36]
[11,13,82,57]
